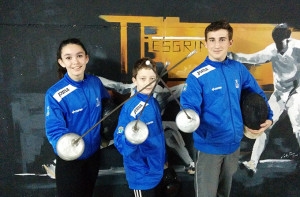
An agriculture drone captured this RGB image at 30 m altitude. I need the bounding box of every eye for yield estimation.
[65,56,71,60]
[78,54,83,58]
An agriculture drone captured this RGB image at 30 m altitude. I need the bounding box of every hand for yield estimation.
[245,119,272,134]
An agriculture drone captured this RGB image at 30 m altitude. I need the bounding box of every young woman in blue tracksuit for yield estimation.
[180,20,273,197]
[45,38,110,197]
[114,57,165,197]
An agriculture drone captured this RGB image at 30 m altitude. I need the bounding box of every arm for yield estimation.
[45,93,68,154]
[180,75,203,116]
[99,76,134,95]
[228,44,275,65]
[240,65,273,133]
[113,106,138,156]
[98,77,111,99]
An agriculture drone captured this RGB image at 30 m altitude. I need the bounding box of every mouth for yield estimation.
[214,50,222,53]
[72,66,82,71]
[145,87,154,91]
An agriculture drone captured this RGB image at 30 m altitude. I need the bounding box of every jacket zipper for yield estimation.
[82,80,92,154]
[220,64,236,142]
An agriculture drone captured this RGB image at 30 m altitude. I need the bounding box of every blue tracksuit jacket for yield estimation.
[45,73,110,159]
[114,92,165,190]
[180,57,273,155]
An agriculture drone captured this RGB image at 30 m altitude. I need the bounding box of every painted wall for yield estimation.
[1,1,300,196]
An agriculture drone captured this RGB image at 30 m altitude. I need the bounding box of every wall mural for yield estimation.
[9,14,300,196]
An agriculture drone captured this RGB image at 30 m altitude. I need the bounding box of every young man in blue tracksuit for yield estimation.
[114,57,165,197]
[45,38,110,197]
[180,20,273,197]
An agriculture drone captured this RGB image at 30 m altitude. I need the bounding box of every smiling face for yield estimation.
[132,68,156,95]
[205,29,233,62]
[58,44,89,81]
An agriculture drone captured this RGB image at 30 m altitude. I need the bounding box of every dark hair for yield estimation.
[272,23,291,43]
[56,38,88,79]
[132,57,157,78]
[205,20,233,41]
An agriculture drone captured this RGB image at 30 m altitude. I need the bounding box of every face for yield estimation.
[205,29,233,62]
[274,38,288,53]
[132,68,156,95]
[58,44,89,81]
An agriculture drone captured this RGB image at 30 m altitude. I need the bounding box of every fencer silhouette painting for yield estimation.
[1,2,299,195]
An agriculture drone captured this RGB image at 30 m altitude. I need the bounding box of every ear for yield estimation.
[204,40,208,48]
[229,39,233,47]
[132,77,137,86]
[85,55,89,64]
[58,59,66,68]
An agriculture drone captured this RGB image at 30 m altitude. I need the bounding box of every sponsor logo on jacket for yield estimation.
[117,126,124,134]
[46,106,50,116]
[72,108,83,114]
[53,85,77,102]
[96,97,100,107]
[235,79,239,88]
[130,101,149,118]
[192,65,215,78]
[212,87,222,91]
[182,83,187,92]
[146,121,153,125]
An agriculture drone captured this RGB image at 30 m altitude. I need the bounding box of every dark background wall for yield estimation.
[1,1,300,196]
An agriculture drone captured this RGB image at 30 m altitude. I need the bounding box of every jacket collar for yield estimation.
[134,89,152,101]
[205,56,230,67]
[64,73,87,87]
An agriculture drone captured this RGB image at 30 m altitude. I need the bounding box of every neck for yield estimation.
[69,73,84,82]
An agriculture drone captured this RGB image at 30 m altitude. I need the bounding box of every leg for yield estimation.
[286,92,300,147]
[163,121,194,165]
[132,187,158,197]
[243,93,284,173]
[55,150,100,197]
[55,155,87,197]
[194,151,223,197]
[218,148,240,197]
[83,149,101,196]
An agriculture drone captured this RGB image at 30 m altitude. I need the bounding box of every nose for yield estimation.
[147,78,153,85]
[72,57,79,64]
[215,41,220,48]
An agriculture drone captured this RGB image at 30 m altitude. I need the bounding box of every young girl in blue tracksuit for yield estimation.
[45,38,110,197]
[114,57,165,197]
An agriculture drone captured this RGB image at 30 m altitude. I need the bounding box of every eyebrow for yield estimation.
[63,52,85,57]
[208,37,227,40]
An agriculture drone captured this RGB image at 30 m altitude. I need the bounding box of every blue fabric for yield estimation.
[180,57,273,155]
[45,73,110,159]
[114,92,165,190]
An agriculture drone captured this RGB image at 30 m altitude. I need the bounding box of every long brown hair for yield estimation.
[56,38,88,79]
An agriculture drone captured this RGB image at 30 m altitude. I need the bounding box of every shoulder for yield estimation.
[86,74,101,83]
[289,38,300,48]
[189,63,217,79]
[122,95,138,109]
[228,58,244,67]
[46,78,68,96]
[86,75,106,89]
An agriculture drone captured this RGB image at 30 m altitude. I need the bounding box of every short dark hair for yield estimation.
[205,20,233,41]
[56,38,88,79]
[132,57,157,78]
[272,23,291,43]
